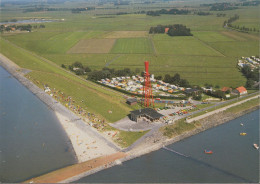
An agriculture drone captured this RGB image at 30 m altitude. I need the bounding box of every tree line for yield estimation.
[62,62,91,75]
[241,65,259,88]
[223,14,259,33]
[149,24,192,36]
[146,8,189,16]
[154,73,191,88]
[23,7,95,13]
[88,67,136,81]
[0,24,36,32]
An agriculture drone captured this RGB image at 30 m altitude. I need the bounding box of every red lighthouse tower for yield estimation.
[143,61,154,108]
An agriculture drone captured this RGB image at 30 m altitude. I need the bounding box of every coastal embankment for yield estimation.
[128,97,259,158]
[0,53,119,163]
[1,53,259,183]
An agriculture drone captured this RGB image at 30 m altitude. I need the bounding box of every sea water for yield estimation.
[77,110,259,183]
[0,66,77,182]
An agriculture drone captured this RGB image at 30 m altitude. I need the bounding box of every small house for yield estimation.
[234,86,247,95]
[221,87,232,93]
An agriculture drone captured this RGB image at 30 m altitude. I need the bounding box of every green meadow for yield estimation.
[0,1,259,122]
[111,38,153,54]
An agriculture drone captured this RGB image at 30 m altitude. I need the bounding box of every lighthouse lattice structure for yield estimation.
[143,61,154,108]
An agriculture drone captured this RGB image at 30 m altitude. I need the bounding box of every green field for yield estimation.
[152,34,223,56]
[111,38,153,54]
[0,1,259,122]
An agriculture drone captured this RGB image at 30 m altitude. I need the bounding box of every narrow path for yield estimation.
[24,152,126,183]
[105,54,122,67]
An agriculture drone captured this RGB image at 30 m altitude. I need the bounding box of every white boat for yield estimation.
[253,144,259,150]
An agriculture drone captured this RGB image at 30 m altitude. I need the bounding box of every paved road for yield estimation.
[187,94,259,123]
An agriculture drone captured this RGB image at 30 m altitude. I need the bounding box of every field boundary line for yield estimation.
[149,35,158,55]
[192,35,226,57]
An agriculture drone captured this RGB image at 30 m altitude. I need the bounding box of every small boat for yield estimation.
[240,123,244,126]
[253,144,259,150]
[204,150,213,154]
[240,132,247,136]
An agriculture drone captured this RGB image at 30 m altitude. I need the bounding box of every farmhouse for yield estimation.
[234,86,247,95]
[130,108,163,122]
[221,87,232,93]
[165,27,169,33]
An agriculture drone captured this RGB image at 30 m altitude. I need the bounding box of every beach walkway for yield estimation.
[24,152,126,183]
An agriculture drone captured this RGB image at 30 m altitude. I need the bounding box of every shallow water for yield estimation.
[0,66,77,182]
[77,110,259,183]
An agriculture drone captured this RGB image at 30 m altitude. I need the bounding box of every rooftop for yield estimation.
[130,108,164,119]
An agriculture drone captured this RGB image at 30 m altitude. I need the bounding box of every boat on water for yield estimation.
[240,123,244,126]
[253,144,259,150]
[240,132,247,136]
[204,150,213,154]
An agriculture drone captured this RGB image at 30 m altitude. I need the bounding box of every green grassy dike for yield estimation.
[162,98,259,138]
[0,37,148,148]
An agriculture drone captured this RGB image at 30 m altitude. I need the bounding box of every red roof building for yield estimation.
[165,28,169,33]
[235,86,247,95]
[221,87,232,92]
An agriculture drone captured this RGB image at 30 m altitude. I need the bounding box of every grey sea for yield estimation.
[77,110,259,183]
[0,66,259,183]
[0,66,77,183]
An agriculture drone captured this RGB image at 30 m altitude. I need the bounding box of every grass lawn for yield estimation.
[111,38,153,54]
[152,34,223,56]
[192,31,235,42]
[161,118,201,138]
[208,41,259,57]
[225,98,259,113]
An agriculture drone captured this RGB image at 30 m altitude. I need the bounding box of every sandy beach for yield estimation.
[0,53,118,163]
[55,112,117,162]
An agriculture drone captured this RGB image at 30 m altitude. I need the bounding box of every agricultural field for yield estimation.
[111,38,153,54]
[0,1,259,122]
[68,39,116,53]
[152,34,223,56]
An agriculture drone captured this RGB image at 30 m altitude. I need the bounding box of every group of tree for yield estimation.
[146,8,190,16]
[66,62,91,75]
[228,24,259,33]
[162,73,190,88]
[216,13,226,17]
[201,1,260,8]
[241,65,259,88]
[0,24,33,32]
[209,3,238,11]
[149,24,192,36]
[87,67,136,81]
[33,24,45,29]
[114,1,130,6]
[23,7,94,13]
[205,90,227,99]
[223,14,239,27]
[71,8,94,13]
[194,11,212,16]
[241,1,260,6]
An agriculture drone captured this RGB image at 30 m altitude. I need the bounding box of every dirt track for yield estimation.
[24,152,126,183]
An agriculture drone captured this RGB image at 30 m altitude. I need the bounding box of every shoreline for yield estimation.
[60,104,259,183]
[1,53,259,182]
[0,54,119,163]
